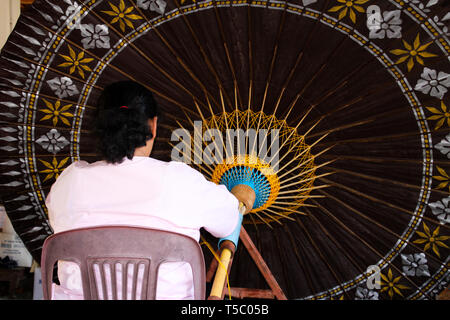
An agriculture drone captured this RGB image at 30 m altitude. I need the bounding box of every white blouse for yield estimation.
[46,156,239,299]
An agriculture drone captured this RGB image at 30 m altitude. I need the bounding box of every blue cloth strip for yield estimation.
[218,212,244,249]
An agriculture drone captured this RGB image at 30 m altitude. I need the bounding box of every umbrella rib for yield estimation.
[276,194,326,200]
[0,153,100,160]
[286,70,353,126]
[245,3,254,154]
[258,57,304,157]
[319,154,450,166]
[273,134,331,176]
[257,93,307,160]
[303,14,450,120]
[302,60,450,125]
[253,211,273,229]
[170,0,234,111]
[1,185,51,199]
[169,140,214,177]
[290,40,447,130]
[282,10,448,126]
[218,89,234,161]
[161,112,195,128]
[261,0,335,150]
[292,77,366,130]
[247,211,260,230]
[282,223,317,297]
[318,189,448,267]
[295,216,352,300]
[302,67,450,127]
[249,0,289,157]
[310,199,432,299]
[265,115,325,170]
[128,0,229,116]
[306,119,373,140]
[73,1,219,115]
[323,165,450,197]
[15,16,202,118]
[298,79,397,130]
[209,1,247,155]
[272,227,294,295]
[211,2,244,110]
[0,117,85,132]
[202,92,236,163]
[259,0,290,112]
[203,94,229,159]
[272,53,304,122]
[1,47,103,90]
[262,207,296,221]
[170,118,218,176]
[305,209,369,282]
[283,0,444,125]
[316,127,450,147]
[301,83,440,136]
[264,204,309,214]
[191,99,227,166]
[13,22,119,86]
[278,171,334,192]
[2,111,187,136]
[277,151,336,182]
[259,210,283,225]
[0,81,96,110]
[277,0,334,121]
[274,0,332,122]
[172,109,217,171]
[0,119,177,136]
[319,176,450,231]
[287,58,391,126]
[292,32,350,116]
[276,184,331,196]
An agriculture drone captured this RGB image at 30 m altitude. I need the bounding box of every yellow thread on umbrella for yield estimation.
[195,109,317,224]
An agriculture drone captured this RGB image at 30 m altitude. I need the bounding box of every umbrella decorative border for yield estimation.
[0,0,449,299]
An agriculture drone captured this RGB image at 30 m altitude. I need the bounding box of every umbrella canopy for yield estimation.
[0,0,449,300]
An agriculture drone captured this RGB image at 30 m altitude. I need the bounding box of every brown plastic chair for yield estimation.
[41,225,206,300]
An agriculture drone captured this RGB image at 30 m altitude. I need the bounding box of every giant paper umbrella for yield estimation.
[0,0,450,300]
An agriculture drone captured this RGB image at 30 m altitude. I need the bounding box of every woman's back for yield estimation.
[46,156,239,299]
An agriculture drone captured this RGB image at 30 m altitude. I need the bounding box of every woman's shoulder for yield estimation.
[47,160,86,192]
[55,160,88,180]
[165,160,207,185]
[72,160,91,168]
[167,160,200,174]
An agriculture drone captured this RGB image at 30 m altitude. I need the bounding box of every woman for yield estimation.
[46,81,244,299]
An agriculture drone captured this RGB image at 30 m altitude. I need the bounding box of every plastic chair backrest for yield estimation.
[41,226,206,300]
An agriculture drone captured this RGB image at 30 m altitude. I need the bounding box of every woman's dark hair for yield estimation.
[95,81,158,164]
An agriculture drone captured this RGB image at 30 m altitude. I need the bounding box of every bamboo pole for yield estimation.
[208,202,246,300]
[208,244,234,300]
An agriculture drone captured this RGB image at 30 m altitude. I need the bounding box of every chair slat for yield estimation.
[131,262,138,300]
[111,262,117,300]
[98,262,108,300]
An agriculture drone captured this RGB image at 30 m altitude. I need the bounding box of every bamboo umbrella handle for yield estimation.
[208,240,235,299]
[208,183,256,300]
[208,185,255,299]
[208,202,246,300]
